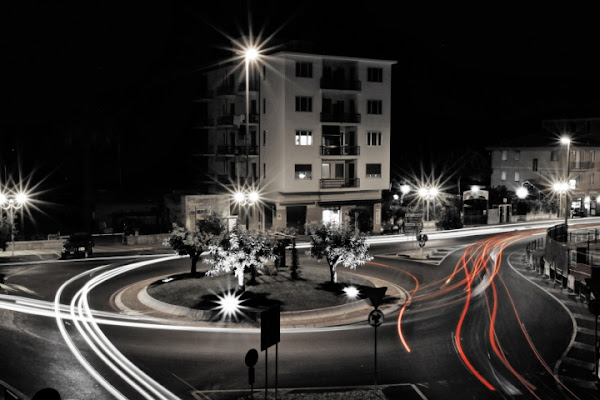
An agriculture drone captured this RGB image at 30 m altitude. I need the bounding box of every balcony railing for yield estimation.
[320,145,360,156]
[570,161,595,170]
[320,113,361,123]
[320,178,360,189]
[320,78,361,91]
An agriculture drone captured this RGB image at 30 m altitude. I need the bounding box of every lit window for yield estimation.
[295,131,312,146]
[514,171,520,181]
[501,150,507,161]
[501,171,507,181]
[367,132,382,146]
[295,164,312,179]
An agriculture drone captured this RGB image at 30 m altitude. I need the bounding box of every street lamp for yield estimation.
[400,184,410,205]
[561,136,571,228]
[418,187,438,222]
[244,46,259,181]
[0,191,28,256]
[234,189,260,230]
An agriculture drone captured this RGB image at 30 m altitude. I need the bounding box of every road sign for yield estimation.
[365,287,387,309]
[368,309,384,327]
[260,306,280,351]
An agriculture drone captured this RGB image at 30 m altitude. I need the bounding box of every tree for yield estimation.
[436,203,463,230]
[162,210,225,275]
[205,227,275,292]
[306,223,373,284]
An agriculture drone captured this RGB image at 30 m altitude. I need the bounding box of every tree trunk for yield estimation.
[329,263,337,283]
[237,270,245,292]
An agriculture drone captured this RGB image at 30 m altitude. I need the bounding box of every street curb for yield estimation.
[133,274,407,328]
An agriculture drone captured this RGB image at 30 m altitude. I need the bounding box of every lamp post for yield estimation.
[244,47,259,181]
[561,136,571,228]
[418,187,438,222]
[0,191,28,256]
[400,184,410,205]
[234,189,260,230]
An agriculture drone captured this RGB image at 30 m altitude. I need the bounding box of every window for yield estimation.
[295,62,313,78]
[514,150,520,161]
[501,171,507,181]
[514,171,520,181]
[591,173,595,186]
[263,163,266,179]
[532,158,538,171]
[295,164,312,179]
[592,150,596,162]
[366,163,381,177]
[551,150,558,161]
[367,100,382,115]
[295,96,312,112]
[263,99,266,114]
[367,131,382,146]
[501,150,507,161]
[367,67,383,82]
[263,130,267,146]
[295,130,312,145]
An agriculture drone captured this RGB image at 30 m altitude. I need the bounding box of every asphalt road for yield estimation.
[0,224,597,399]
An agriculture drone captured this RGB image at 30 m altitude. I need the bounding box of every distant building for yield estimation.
[488,118,600,217]
[192,45,396,233]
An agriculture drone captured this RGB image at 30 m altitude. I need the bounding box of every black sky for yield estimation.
[3,2,600,183]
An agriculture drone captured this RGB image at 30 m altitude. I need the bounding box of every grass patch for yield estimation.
[146,261,375,314]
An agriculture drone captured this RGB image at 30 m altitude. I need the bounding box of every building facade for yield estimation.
[488,142,600,217]
[192,49,396,233]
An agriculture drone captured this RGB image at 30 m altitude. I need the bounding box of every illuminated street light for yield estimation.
[233,189,260,229]
[0,190,29,256]
[400,184,410,205]
[560,136,571,227]
[516,186,528,199]
[418,186,439,222]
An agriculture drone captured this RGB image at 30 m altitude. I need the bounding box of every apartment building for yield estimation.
[191,49,396,233]
[488,121,600,216]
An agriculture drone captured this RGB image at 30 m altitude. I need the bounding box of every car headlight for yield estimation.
[78,247,85,252]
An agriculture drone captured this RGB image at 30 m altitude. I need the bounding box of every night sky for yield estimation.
[2,2,600,232]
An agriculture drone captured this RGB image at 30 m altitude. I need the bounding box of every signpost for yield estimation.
[261,306,280,400]
[365,287,387,392]
[245,349,258,399]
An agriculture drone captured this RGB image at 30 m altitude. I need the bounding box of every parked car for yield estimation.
[573,208,586,218]
[61,233,94,259]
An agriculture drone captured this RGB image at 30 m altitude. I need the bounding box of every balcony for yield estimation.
[320,178,360,189]
[570,161,595,170]
[320,145,360,156]
[320,78,361,91]
[320,113,361,123]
